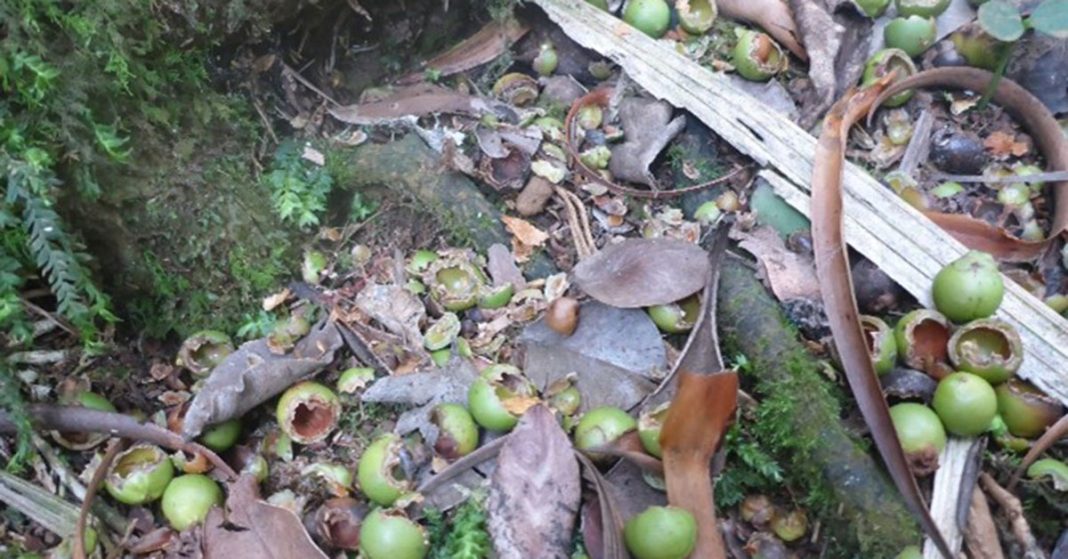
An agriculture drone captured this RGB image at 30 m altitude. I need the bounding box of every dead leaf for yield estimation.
[608,98,686,189]
[486,243,526,290]
[397,20,529,85]
[181,321,344,439]
[519,301,664,411]
[502,215,549,263]
[262,289,291,311]
[984,131,1030,158]
[328,84,513,126]
[361,359,478,440]
[488,405,580,559]
[576,452,628,559]
[573,238,709,308]
[733,225,820,301]
[814,81,953,557]
[204,474,327,559]
[354,283,426,347]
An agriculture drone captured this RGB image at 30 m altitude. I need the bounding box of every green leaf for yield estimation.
[1030,0,1068,37]
[979,0,1026,40]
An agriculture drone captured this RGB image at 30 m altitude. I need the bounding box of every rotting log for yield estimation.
[343,134,556,277]
[529,0,1068,407]
[718,258,920,557]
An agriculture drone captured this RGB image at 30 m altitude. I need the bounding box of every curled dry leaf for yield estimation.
[608,97,687,189]
[354,283,427,347]
[869,68,1068,262]
[815,82,953,557]
[488,405,581,559]
[573,237,709,308]
[181,321,344,440]
[519,301,664,411]
[203,474,327,559]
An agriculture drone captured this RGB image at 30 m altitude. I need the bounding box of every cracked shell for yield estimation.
[894,309,951,372]
[357,433,413,506]
[647,293,701,334]
[276,381,341,445]
[176,330,234,376]
[861,315,898,375]
[105,444,175,505]
[467,364,539,432]
[732,30,787,82]
[948,318,1022,384]
[996,379,1064,438]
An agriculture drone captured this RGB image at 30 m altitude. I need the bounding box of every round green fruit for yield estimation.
[732,30,787,81]
[895,0,950,18]
[932,250,1004,323]
[647,294,701,334]
[467,364,537,432]
[358,433,412,506]
[161,474,223,531]
[359,509,428,559]
[574,406,637,461]
[932,372,998,437]
[105,444,175,505]
[884,16,936,58]
[198,419,241,452]
[623,0,672,38]
[996,379,1064,438]
[431,403,479,461]
[638,402,671,458]
[889,403,946,476]
[855,0,891,17]
[861,315,898,375]
[862,49,917,108]
[624,506,698,559]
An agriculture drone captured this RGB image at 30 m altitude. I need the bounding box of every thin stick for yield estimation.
[74,439,123,559]
[979,473,1046,559]
[0,406,236,480]
[930,170,1068,184]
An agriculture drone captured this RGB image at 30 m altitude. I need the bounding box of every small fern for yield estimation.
[264,141,334,230]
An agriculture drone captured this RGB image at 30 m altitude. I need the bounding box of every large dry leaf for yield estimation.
[328,84,513,125]
[396,19,529,85]
[488,405,580,559]
[607,97,686,189]
[573,238,709,308]
[870,68,1068,261]
[519,301,664,411]
[182,321,343,439]
[204,474,327,559]
[733,225,820,301]
[361,359,478,438]
[813,82,953,557]
[577,452,628,559]
[354,283,426,347]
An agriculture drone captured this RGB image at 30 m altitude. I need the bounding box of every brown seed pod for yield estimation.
[314,497,368,550]
[546,296,580,336]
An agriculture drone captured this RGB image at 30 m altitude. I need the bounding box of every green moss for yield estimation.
[718,259,920,557]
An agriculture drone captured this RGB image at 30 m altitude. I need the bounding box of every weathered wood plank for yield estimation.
[531,0,1068,406]
[922,438,972,559]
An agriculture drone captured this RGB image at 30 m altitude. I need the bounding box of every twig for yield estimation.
[554,186,596,259]
[930,170,1068,184]
[280,62,340,106]
[0,406,236,480]
[979,472,1047,559]
[19,296,78,338]
[252,99,280,145]
[898,110,934,177]
[74,439,123,559]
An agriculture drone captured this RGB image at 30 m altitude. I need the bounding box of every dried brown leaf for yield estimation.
[983,131,1029,158]
[488,405,581,559]
[573,238,709,308]
[204,475,327,559]
[734,225,820,301]
[181,321,344,439]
